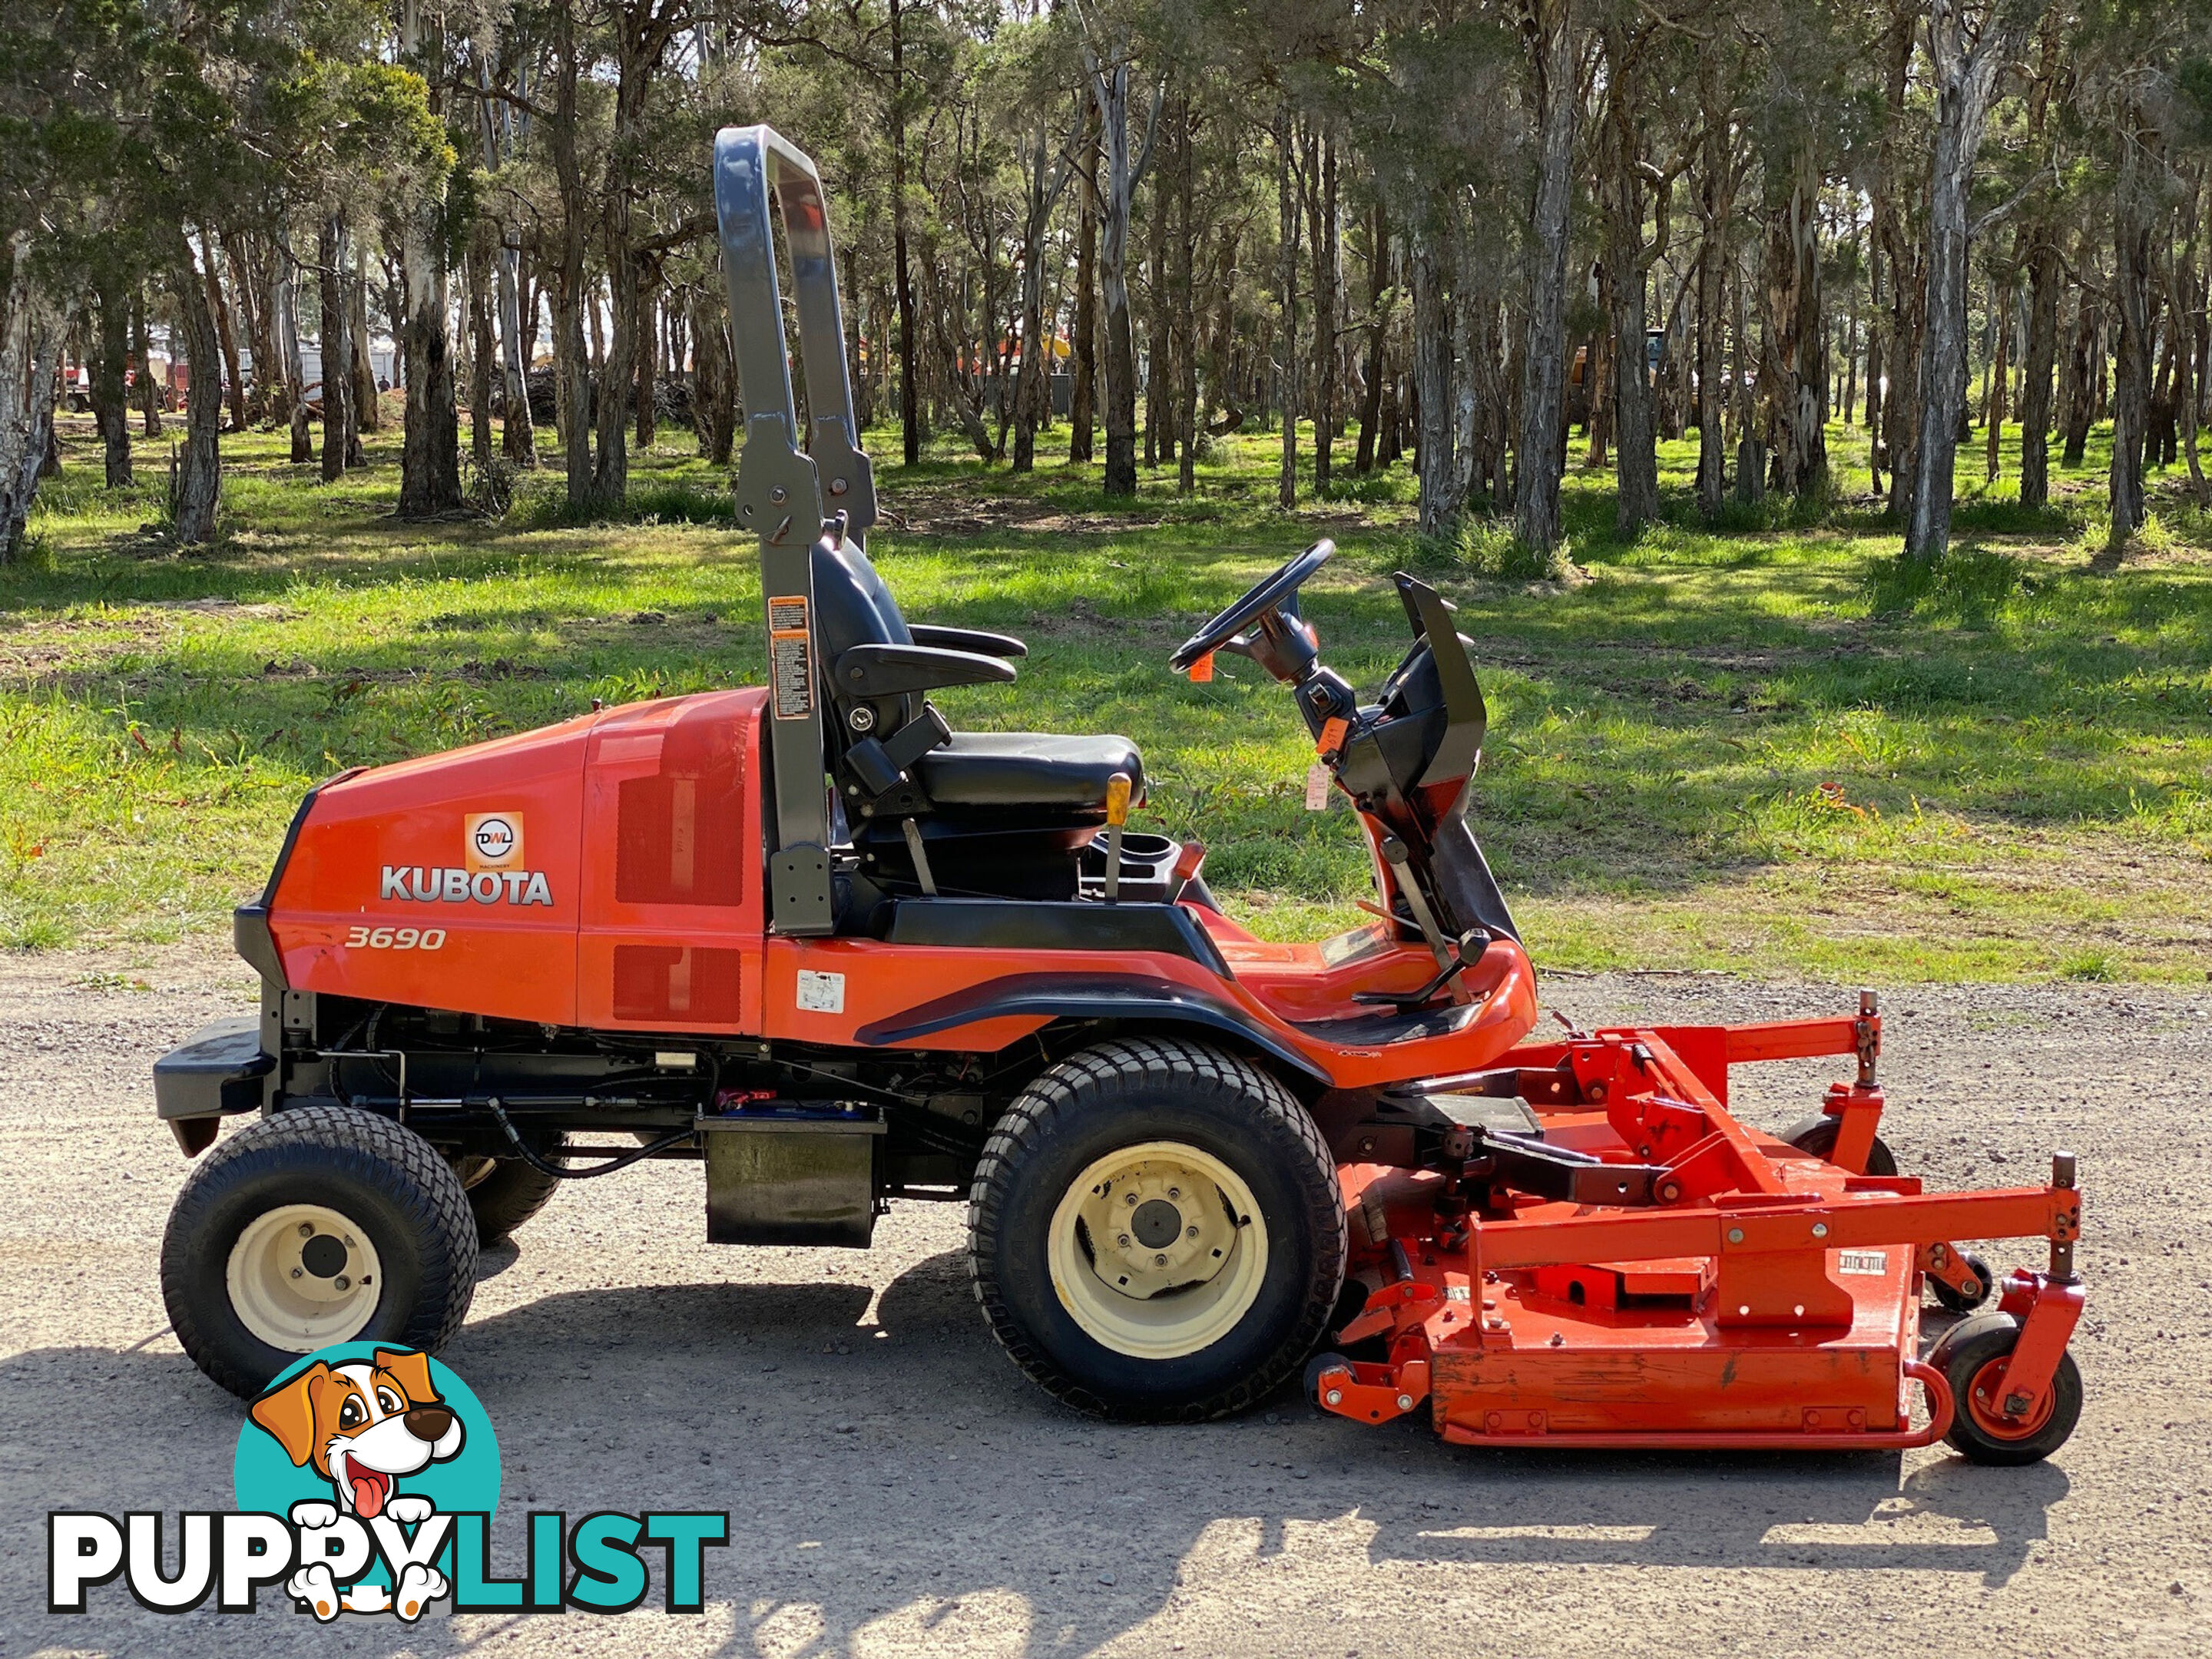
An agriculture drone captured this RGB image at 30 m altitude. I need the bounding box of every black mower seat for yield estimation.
[916,732,1143,816]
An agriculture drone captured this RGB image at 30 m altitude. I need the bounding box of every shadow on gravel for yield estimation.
[0,1247,2069,1654]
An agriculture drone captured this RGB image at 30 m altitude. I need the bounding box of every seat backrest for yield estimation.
[811,537,912,660]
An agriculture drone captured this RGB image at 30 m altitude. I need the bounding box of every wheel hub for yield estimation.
[226,1204,383,1353]
[1046,1141,1267,1360]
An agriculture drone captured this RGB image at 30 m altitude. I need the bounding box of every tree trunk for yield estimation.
[1985,253,2011,483]
[1069,113,1098,465]
[1312,132,1339,495]
[690,287,736,465]
[2110,104,2156,540]
[132,287,162,437]
[550,0,594,502]
[1903,2,2023,562]
[273,224,307,445]
[1514,0,1577,555]
[1010,121,1062,474]
[0,233,65,558]
[891,0,920,467]
[1276,110,1300,509]
[349,252,378,437]
[2018,222,2061,507]
[201,233,247,434]
[468,235,496,468]
[171,230,224,542]
[1084,49,1148,498]
[317,214,353,482]
[92,273,133,487]
[1694,56,1731,520]
[1603,25,1661,535]
[635,275,657,450]
[1356,201,1389,473]
[2062,284,2095,465]
[1763,149,1828,498]
[1175,101,1198,496]
[1412,220,1456,536]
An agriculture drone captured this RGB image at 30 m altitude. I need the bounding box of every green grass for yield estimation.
[8,404,2212,983]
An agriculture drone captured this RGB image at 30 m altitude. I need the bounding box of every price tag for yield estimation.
[1304,762,1332,811]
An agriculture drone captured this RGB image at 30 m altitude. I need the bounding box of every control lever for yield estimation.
[1102,771,1133,902]
[1353,929,1492,1012]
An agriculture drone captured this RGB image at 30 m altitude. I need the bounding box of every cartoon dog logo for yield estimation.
[248,1348,464,1619]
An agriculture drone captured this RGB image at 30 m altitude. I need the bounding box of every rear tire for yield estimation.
[161,1104,478,1399]
[1783,1112,1899,1178]
[969,1038,1345,1422]
[1930,1310,2083,1465]
[462,1141,568,1246]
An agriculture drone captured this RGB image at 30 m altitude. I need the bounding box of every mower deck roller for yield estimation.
[153,126,2087,1464]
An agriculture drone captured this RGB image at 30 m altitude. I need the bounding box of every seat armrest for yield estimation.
[834,642,1017,698]
[909,623,1028,659]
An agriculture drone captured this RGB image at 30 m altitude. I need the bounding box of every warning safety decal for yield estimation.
[768,594,814,720]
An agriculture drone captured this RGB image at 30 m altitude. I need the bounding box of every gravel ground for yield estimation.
[2,944,2208,1657]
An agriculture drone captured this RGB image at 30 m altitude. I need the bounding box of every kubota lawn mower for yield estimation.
[154,127,2085,1465]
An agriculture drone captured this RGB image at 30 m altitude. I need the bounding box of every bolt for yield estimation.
[291,1267,303,1279]
[1660,1183,1681,1202]
[1167,1187,1181,1199]
[1811,1223,1829,1239]
[2005,1392,2033,1416]
[1125,1193,1137,1206]
[1396,1394,1414,1411]
[1118,1234,1131,1248]
[1186,1225,1199,1239]
[1326,1389,1343,1407]
[770,485,787,504]
[299,1223,314,1237]
[829,476,849,496]
[334,1277,349,1291]
[1154,1253,1167,1266]
[1727,1227,1745,1244]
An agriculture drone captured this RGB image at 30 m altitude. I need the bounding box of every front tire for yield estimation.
[968,1038,1345,1422]
[161,1104,478,1399]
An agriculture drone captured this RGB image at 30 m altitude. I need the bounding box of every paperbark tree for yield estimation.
[1078,15,1161,498]
[394,1,462,515]
[1903,0,2031,563]
[1514,0,1578,556]
[318,214,354,484]
[171,230,224,542]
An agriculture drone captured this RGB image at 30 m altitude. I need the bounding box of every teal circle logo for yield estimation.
[233,1345,499,1618]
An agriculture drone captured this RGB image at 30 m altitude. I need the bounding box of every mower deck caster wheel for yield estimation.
[1783,1113,1898,1177]
[969,1038,1346,1422]
[1304,1351,1349,1412]
[1929,1310,2083,1465]
[161,1104,478,1399]
[1929,1250,1995,1314]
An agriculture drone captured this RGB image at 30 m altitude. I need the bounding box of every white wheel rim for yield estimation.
[1047,1140,1269,1359]
[225,1204,384,1353]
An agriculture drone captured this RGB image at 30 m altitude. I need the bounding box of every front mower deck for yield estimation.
[1315,1003,2085,1459]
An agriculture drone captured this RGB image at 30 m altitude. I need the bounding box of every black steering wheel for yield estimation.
[1169,539,1335,671]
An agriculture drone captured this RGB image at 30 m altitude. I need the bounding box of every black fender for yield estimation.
[853,972,1331,1090]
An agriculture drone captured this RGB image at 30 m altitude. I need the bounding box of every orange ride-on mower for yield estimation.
[154,127,2086,1465]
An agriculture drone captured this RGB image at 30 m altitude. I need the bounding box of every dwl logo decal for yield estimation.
[49,1343,727,1619]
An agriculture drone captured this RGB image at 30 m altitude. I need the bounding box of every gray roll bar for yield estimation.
[712,124,878,934]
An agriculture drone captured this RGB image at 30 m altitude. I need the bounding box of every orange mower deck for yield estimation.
[1312,1005,2085,1458]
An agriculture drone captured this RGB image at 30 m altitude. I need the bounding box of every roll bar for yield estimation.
[712,124,876,933]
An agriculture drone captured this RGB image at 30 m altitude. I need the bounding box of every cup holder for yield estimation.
[1078,831,1179,903]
